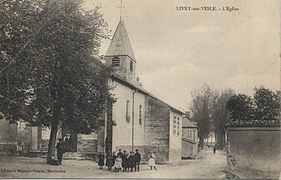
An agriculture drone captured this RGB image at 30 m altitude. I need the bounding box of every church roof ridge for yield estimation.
[111,74,184,115]
[105,19,136,61]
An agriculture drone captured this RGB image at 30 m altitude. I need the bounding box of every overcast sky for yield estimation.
[83,0,280,111]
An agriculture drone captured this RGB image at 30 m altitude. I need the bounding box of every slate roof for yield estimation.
[182,117,197,128]
[105,18,136,61]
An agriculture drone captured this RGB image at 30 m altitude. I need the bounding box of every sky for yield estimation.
[83,0,280,111]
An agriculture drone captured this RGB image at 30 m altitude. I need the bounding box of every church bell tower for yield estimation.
[104,18,137,85]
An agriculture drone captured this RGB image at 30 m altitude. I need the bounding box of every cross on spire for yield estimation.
[118,0,124,19]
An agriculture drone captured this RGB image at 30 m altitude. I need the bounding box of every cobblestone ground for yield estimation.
[0,149,226,179]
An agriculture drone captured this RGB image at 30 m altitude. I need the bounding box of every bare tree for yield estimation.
[190,84,213,149]
[211,89,233,149]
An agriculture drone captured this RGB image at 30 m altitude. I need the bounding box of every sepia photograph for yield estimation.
[0,0,280,179]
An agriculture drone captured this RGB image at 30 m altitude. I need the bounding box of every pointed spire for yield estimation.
[105,19,136,61]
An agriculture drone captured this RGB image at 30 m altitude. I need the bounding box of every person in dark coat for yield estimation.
[121,150,127,172]
[117,149,123,159]
[106,152,113,170]
[56,138,65,165]
[98,152,105,169]
[134,149,141,171]
[124,153,130,172]
[129,151,135,172]
[213,147,216,155]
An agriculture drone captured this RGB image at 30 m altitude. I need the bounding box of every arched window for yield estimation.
[139,105,142,125]
[126,100,130,122]
[112,57,120,67]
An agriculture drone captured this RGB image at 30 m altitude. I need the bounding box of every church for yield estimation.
[100,18,184,163]
[0,18,184,163]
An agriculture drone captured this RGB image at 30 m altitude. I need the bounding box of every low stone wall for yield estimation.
[77,134,98,153]
[0,120,17,155]
[77,139,97,153]
[0,144,17,154]
[40,139,49,151]
[227,127,281,179]
[182,141,195,157]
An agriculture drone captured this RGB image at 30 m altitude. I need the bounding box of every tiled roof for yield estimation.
[112,74,184,115]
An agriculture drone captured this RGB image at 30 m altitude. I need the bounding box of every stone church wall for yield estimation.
[111,82,146,151]
[145,96,170,163]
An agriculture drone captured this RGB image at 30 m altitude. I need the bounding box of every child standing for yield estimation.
[114,155,122,172]
[148,151,157,170]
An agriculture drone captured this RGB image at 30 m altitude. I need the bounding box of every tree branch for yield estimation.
[0,0,8,6]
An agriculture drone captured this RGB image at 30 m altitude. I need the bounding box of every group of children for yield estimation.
[98,149,157,172]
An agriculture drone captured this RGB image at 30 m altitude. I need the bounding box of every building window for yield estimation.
[130,60,133,71]
[126,100,130,122]
[188,130,192,137]
[177,117,180,136]
[139,105,142,125]
[112,57,120,67]
[193,129,196,141]
[173,116,176,135]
